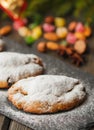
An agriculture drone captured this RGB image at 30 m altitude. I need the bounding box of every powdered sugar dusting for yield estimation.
[12,75,86,105]
[0,52,43,87]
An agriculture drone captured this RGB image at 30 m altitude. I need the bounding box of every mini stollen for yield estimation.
[8,75,86,114]
[0,52,44,88]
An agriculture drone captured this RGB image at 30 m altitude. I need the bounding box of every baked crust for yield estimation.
[8,75,86,114]
[0,52,44,88]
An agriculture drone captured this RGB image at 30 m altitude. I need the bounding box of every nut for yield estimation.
[44,33,59,41]
[37,42,46,52]
[44,16,54,24]
[0,25,12,36]
[46,42,59,50]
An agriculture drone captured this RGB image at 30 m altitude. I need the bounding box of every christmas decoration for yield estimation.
[0,0,27,20]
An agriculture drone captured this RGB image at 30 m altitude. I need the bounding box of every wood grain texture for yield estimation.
[9,121,32,130]
[0,115,5,130]
[0,114,11,130]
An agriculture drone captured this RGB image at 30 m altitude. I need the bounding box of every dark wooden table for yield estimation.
[0,19,94,130]
[0,114,31,130]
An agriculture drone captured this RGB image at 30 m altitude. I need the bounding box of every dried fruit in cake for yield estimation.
[0,52,44,88]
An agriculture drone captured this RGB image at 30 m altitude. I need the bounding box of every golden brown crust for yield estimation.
[0,52,44,89]
[0,71,43,89]
[8,75,86,114]
[8,93,85,114]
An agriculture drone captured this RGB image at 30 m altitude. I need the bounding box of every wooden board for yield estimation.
[0,115,11,130]
[0,114,32,130]
[9,121,32,130]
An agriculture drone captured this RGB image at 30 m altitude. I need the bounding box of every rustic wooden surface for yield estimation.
[0,18,94,130]
[0,114,32,130]
[0,114,94,130]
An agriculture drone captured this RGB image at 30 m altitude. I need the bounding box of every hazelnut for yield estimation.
[0,25,12,36]
[37,42,46,52]
[46,42,59,51]
[44,32,59,41]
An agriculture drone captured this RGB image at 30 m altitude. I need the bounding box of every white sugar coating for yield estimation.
[0,52,43,83]
[0,52,41,66]
[12,75,86,105]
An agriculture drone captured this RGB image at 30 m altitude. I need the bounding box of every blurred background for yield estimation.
[1,0,94,22]
[0,0,94,75]
[26,0,94,24]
